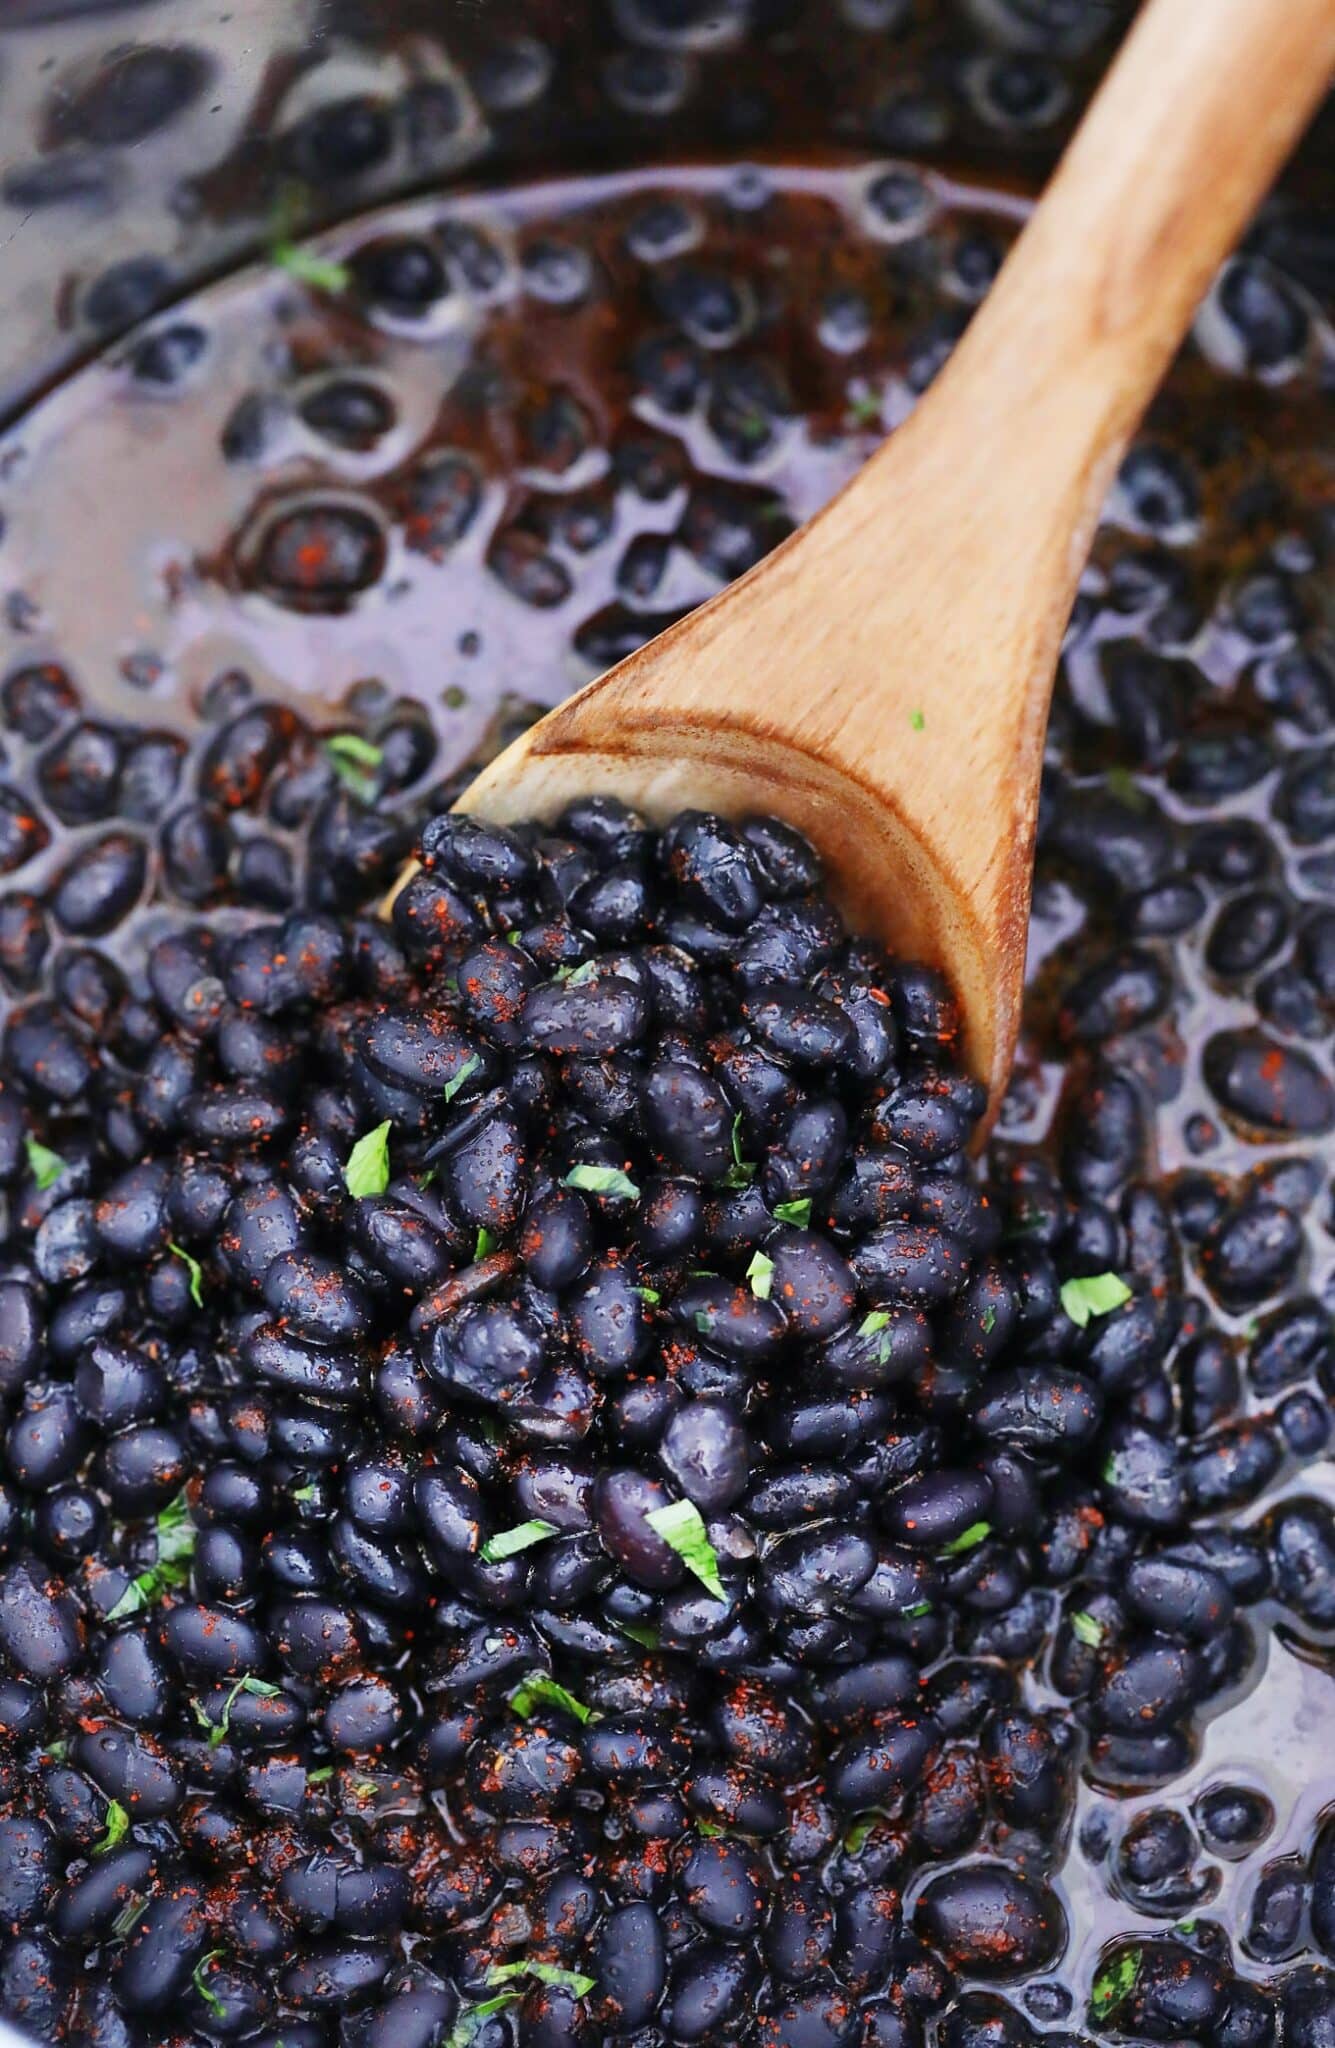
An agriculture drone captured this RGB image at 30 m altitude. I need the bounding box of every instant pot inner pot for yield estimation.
[0,6,1331,2048]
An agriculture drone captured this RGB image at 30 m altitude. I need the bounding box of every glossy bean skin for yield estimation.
[0,281,1329,2048]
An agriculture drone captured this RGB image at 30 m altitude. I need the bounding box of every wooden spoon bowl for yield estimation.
[406,0,1335,1119]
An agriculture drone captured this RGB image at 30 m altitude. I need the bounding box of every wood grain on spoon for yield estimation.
[392,0,1335,1118]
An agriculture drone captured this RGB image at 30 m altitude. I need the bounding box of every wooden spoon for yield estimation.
[413,0,1335,1117]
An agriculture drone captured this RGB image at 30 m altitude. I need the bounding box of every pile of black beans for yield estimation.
[0,780,1331,2048]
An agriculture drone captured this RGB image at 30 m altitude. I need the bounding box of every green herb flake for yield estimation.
[485,1961,595,1998]
[192,1950,228,2021]
[980,1306,997,1333]
[635,1286,660,1304]
[106,1494,197,1623]
[447,1994,521,2048]
[194,1673,283,1749]
[903,1601,933,1619]
[24,1135,66,1191]
[344,1119,392,1199]
[693,1309,715,1338]
[323,732,383,802]
[942,1520,991,1557]
[1176,1919,1198,1935]
[510,1671,594,1726]
[44,1739,69,1763]
[112,1894,148,1940]
[481,1519,557,1565]
[293,1484,317,1505]
[443,1053,481,1104]
[475,1226,495,1261]
[1060,1271,1132,1328]
[721,1112,756,1190]
[860,1311,890,1337]
[1090,1948,1142,2020]
[772,1197,811,1228]
[645,1498,725,1601]
[696,1819,726,1838]
[843,1816,878,1854]
[272,242,351,294]
[563,958,600,988]
[564,1163,640,1202]
[168,1242,204,1308]
[1105,764,1147,811]
[909,709,925,731]
[306,1765,334,1784]
[618,1622,659,1651]
[1071,1609,1104,1648]
[747,1250,775,1300]
[94,1799,130,1855]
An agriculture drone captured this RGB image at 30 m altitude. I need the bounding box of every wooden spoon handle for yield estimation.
[840,0,1335,606]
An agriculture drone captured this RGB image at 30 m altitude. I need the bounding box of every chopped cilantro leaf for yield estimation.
[447,1995,520,2048]
[1060,1272,1132,1328]
[168,1242,204,1307]
[93,1799,129,1855]
[481,1519,557,1564]
[344,1120,392,1199]
[106,1494,197,1623]
[1091,1948,1142,2019]
[272,243,351,293]
[510,1671,594,1725]
[191,1950,227,2020]
[194,1674,283,1748]
[721,1112,756,1189]
[443,1053,481,1104]
[564,1164,640,1202]
[485,1961,595,1998]
[24,1136,66,1191]
[645,1498,725,1601]
[323,732,382,802]
[747,1250,775,1300]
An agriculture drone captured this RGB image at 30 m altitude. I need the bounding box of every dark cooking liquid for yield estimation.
[0,159,1332,2043]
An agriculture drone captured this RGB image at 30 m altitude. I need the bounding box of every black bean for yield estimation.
[74,1726,181,1818]
[827,1712,938,1808]
[0,1557,83,1678]
[852,1221,969,1307]
[915,1863,1066,1978]
[1267,1497,1335,1626]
